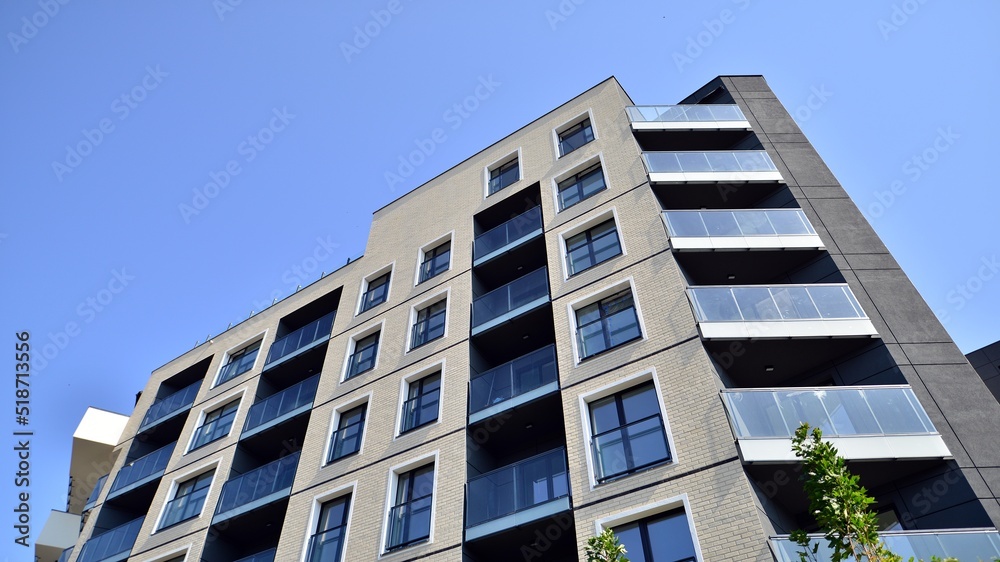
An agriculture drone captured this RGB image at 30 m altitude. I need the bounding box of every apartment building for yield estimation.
[52,75,1000,562]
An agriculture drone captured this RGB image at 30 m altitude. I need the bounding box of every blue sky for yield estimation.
[1,1,998,556]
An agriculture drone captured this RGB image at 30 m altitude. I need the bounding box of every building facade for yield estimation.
[56,76,1000,562]
[966,341,1000,404]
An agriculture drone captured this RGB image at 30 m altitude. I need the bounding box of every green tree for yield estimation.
[586,528,630,562]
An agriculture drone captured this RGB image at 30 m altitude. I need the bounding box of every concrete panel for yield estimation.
[729,76,771,92]
[914,363,1000,466]
[764,134,809,144]
[843,253,900,271]
[768,143,840,186]
[900,342,968,365]
[809,199,890,255]
[977,468,1000,500]
[855,270,953,343]
[744,99,802,134]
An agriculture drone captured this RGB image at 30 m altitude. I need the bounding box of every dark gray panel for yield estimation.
[834,344,903,385]
[798,185,851,199]
[810,199,889,254]
[729,76,770,92]
[910,500,994,530]
[964,349,988,367]
[980,468,1000,500]
[765,133,810,143]
[915,363,1000,466]
[899,342,968,365]
[744,99,802,134]
[768,143,840,186]
[855,270,953,343]
[843,253,900,271]
[983,342,1000,362]
[737,91,778,99]
[983,376,1000,403]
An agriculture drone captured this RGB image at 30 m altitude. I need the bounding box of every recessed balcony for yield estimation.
[212,452,300,525]
[663,209,823,251]
[263,311,336,371]
[106,443,174,500]
[233,548,276,562]
[474,206,543,267]
[721,386,951,463]
[627,104,750,131]
[241,374,319,440]
[469,344,558,423]
[83,474,108,511]
[771,529,1000,562]
[687,284,878,340]
[76,516,144,562]
[642,150,782,183]
[471,267,550,335]
[138,381,200,433]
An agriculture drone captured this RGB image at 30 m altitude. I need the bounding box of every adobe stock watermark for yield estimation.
[935,254,999,325]
[878,0,929,41]
[249,235,341,312]
[178,107,295,223]
[7,0,71,54]
[340,0,405,63]
[51,65,168,183]
[34,268,136,373]
[791,85,833,125]
[212,0,247,22]
[672,0,752,73]
[545,0,588,31]
[383,75,501,191]
[863,127,958,221]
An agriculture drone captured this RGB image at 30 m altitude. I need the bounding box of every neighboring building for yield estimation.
[57,76,1000,562]
[966,341,1000,403]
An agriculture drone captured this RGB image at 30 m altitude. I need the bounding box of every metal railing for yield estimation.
[474,206,542,260]
[77,516,143,562]
[265,311,336,365]
[466,448,569,527]
[688,284,867,322]
[642,150,777,173]
[472,267,549,328]
[627,104,746,123]
[663,209,816,238]
[410,309,446,348]
[242,375,319,434]
[307,525,347,562]
[108,443,174,496]
[386,495,433,550]
[214,452,300,517]
[139,381,200,429]
[400,389,440,433]
[469,345,557,414]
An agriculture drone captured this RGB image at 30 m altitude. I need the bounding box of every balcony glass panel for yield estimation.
[109,443,174,495]
[643,151,776,174]
[386,496,433,550]
[307,525,346,562]
[689,284,867,322]
[771,530,1000,562]
[214,452,300,517]
[469,345,557,414]
[722,387,937,439]
[265,312,336,365]
[84,474,108,510]
[471,267,549,328]
[139,381,200,429]
[242,375,319,434]
[474,206,542,260]
[627,104,746,123]
[234,549,276,562]
[77,516,143,562]
[466,448,570,527]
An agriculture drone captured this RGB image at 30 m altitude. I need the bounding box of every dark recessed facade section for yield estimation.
[262,288,340,372]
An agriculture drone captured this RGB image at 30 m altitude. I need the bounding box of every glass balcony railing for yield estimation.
[57,547,73,562]
[474,206,543,261]
[722,386,937,440]
[466,448,570,527]
[627,104,746,123]
[663,209,816,238]
[234,548,276,562]
[772,529,1000,562]
[688,284,867,323]
[139,381,200,430]
[84,474,108,511]
[469,345,557,415]
[77,516,144,562]
[642,150,777,174]
[108,443,174,497]
[307,524,347,562]
[472,267,549,329]
[214,452,300,519]
[264,311,336,366]
[242,374,319,435]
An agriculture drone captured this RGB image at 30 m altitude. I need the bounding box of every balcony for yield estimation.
[474,206,543,266]
[687,284,878,340]
[241,374,319,440]
[722,386,951,463]
[469,345,558,423]
[663,209,823,251]
[106,443,174,500]
[58,547,73,562]
[771,529,1000,562]
[77,516,143,562]
[138,381,200,432]
[642,150,782,183]
[466,448,571,541]
[471,267,549,335]
[627,104,749,131]
[83,474,108,511]
[212,452,300,524]
[263,311,336,370]
[234,548,276,562]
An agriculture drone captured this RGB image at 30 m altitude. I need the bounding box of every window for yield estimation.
[328,404,366,463]
[386,465,434,551]
[566,219,622,275]
[558,118,595,156]
[360,272,390,313]
[400,372,440,433]
[411,300,446,349]
[613,508,697,562]
[160,471,213,528]
[307,495,351,562]
[590,382,669,482]
[190,400,239,450]
[346,332,379,379]
[558,163,606,210]
[419,242,451,283]
[576,289,641,359]
[488,157,519,195]
[216,341,260,385]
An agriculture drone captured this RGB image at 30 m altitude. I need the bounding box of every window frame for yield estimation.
[558,207,625,280]
[213,335,265,387]
[394,361,445,438]
[593,494,703,562]
[185,389,245,454]
[483,149,522,198]
[399,371,442,435]
[553,153,608,212]
[379,452,438,555]
[414,233,453,286]
[325,396,369,465]
[357,264,394,315]
[189,399,241,452]
[407,291,449,352]
[567,279,645,364]
[301,482,357,562]
[553,109,597,158]
[154,460,219,532]
[342,321,384,381]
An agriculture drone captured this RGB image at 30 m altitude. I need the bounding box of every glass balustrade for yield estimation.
[688,284,867,322]
[242,375,319,435]
[643,151,777,173]
[474,206,543,261]
[77,516,144,562]
[265,312,336,365]
[663,209,816,238]
[471,268,549,329]
[214,452,300,519]
[771,529,1000,562]
[139,381,200,430]
[469,345,557,414]
[466,448,570,527]
[108,443,175,497]
[627,104,746,123]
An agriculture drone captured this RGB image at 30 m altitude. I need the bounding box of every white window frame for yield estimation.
[593,493,704,562]
[405,289,450,353]
[553,109,598,159]
[184,387,246,454]
[356,262,395,316]
[577,367,677,488]
[152,458,220,533]
[557,206,626,280]
[483,148,522,199]
[378,451,439,557]
[394,360,446,439]
[300,481,357,562]
[414,232,454,286]
[341,320,385,382]
[322,393,372,466]
[552,152,608,213]
[566,277,647,365]
[212,332,266,388]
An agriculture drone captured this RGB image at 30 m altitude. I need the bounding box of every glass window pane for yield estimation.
[594,428,627,479]
[647,152,681,172]
[691,288,741,321]
[590,396,621,434]
[809,286,860,318]
[614,524,648,562]
[578,321,608,358]
[621,385,659,422]
[677,152,711,171]
[732,287,780,320]
[665,212,708,237]
[646,510,697,562]
[726,392,788,438]
[627,417,669,468]
[823,389,881,435]
[864,388,927,434]
[702,212,741,236]
[768,210,813,235]
[735,151,772,171]
[705,151,740,171]
[606,308,640,347]
[734,210,774,235]
[770,287,820,320]
[777,391,834,434]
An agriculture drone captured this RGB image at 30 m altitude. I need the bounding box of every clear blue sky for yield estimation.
[1,1,997,556]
